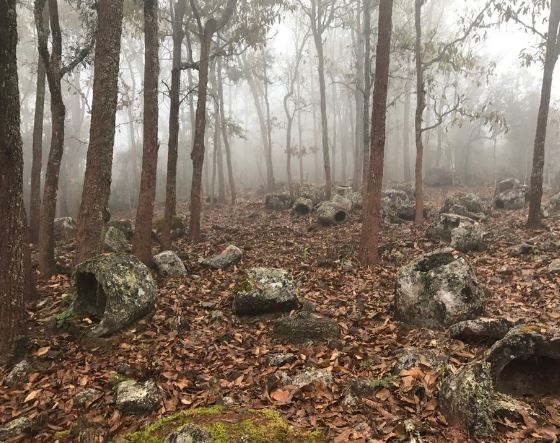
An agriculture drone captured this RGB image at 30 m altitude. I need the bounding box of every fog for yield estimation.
[14,0,560,218]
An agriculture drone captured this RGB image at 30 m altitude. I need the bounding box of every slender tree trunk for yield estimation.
[217,58,236,204]
[211,66,226,204]
[359,0,393,264]
[403,55,412,182]
[352,3,364,190]
[331,76,337,185]
[37,0,66,276]
[527,0,560,228]
[188,19,217,241]
[29,1,49,244]
[313,24,332,199]
[414,0,426,225]
[263,49,275,191]
[284,96,295,195]
[361,0,372,193]
[76,0,124,264]
[132,0,160,264]
[161,0,186,249]
[0,0,26,364]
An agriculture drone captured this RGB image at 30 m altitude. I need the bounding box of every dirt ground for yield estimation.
[2,186,560,442]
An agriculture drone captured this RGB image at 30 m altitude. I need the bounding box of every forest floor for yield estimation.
[2,186,560,442]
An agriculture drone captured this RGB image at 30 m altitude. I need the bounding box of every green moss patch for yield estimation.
[122,406,325,443]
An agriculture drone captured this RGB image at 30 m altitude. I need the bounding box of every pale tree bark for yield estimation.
[361,0,372,193]
[161,0,187,249]
[211,64,226,204]
[403,55,412,182]
[414,0,426,225]
[352,2,364,190]
[29,1,49,244]
[359,0,393,265]
[242,53,275,192]
[188,0,237,242]
[0,0,26,363]
[133,0,160,264]
[527,0,560,228]
[217,58,236,204]
[76,0,124,264]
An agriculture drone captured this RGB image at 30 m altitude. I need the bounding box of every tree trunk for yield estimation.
[284,97,295,196]
[161,0,186,249]
[76,0,124,264]
[0,0,26,363]
[29,1,49,244]
[414,0,426,225]
[352,3,364,190]
[359,0,393,265]
[361,0,372,193]
[132,0,160,264]
[217,58,236,204]
[211,66,226,205]
[527,0,560,228]
[262,50,275,192]
[37,0,66,277]
[188,19,217,242]
[403,55,412,182]
[313,28,332,199]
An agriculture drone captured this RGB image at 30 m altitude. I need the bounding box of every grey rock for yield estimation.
[450,223,488,252]
[292,197,314,216]
[74,388,102,409]
[485,324,560,395]
[153,250,187,276]
[4,360,31,387]
[73,254,157,337]
[331,194,353,211]
[265,352,297,367]
[494,185,528,210]
[108,219,134,240]
[316,201,350,225]
[115,380,162,415]
[164,425,212,443]
[347,192,363,210]
[547,192,560,216]
[272,311,340,342]
[439,362,497,439]
[392,347,448,374]
[296,185,326,205]
[291,369,333,389]
[264,193,294,210]
[199,245,243,270]
[448,317,519,343]
[350,377,393,397]
[508,243,536,257]
[53,217,76,242]
[395,249,486,329]
[104,226,131,253]
[232,268,298,316]
[547,258,560,273]
[0,416,37,441]
[441,192,491,221]
[496,178,520,194]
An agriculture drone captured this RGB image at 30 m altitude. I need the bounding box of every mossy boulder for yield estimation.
[547,192,560,216]
[153,251,187,276]
[122,406,325,443]
[485,324,560,396]
[153,216,186,240]
[439,361,497,438]
[108,219,134,240]
[53,217,77,242]
[104,226,132,253]
[115,380,163,415]
[494,184,528,210]
[316,201,349,225]
[448,317,519,344]
[72,254,157,337]
[428,213,487,252]
[264,194,294,211]
[232,268,298,316]
[395,249,486,330]
[272,312,339,343]
[200,245,243,270]
[292,198,313,216]
[441,192,490,221]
